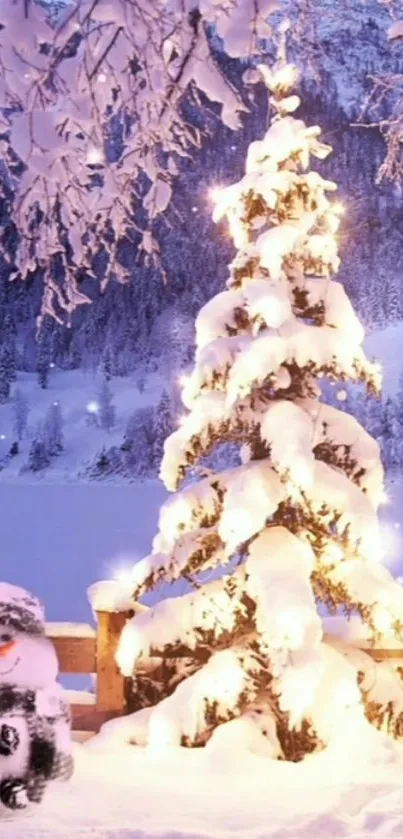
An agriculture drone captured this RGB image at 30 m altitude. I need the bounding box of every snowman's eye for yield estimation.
[0,634,13,643]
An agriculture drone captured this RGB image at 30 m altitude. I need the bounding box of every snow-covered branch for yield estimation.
[0,0,278,318]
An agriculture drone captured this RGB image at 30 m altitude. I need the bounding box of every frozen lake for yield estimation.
[0,475,402,627]
[0,481,166,624]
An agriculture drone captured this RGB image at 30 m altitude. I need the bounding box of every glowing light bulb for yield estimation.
[333,201,345,215]
[210,186,223,202]
[86,400,99,414]
[0,435,6,441]
[98,73,107,83]
[322,542,344,565]
[336,677,360,707]
[86,147,103,166]
[372,603,392,634]
[113,566,134,585]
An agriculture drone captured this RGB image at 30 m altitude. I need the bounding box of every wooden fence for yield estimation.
[48,614,403,736]
[47,610,131,734]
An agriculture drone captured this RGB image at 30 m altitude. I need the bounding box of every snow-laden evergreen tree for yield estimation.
[44,402,63,457]
[98,378,116,433]
[2,314,16,383]
[120,407,155,478]
[110,60,403,761]
[153,390,175,472]
[37,318,53,390]
[0,346,11,403]
[12,388,29,441]
[27,435,51,473]
[100,344,114,382]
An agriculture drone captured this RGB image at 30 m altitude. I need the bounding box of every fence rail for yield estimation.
[47,610,130,733]
[49,614,403,735]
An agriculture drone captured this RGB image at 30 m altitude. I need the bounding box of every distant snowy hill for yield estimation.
[0,316,397,483]
[0,370,165,483]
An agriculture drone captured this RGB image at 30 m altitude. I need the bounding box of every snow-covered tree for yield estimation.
[12,388,29,441]
[1,314,16,383]
[120,407,155,478]
[36,318,54,389]
[100,343,114,382]
[0,345,12,403]
[153,390,175,471]
[111,60,403,761]
[0,0,278,319]
[27,434,51,472]
[44,401,64,456]
[98,378,115,432]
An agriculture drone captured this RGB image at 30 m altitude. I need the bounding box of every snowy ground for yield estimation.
[5,731,403,839]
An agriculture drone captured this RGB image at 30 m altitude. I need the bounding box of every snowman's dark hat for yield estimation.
[0,583,45,636]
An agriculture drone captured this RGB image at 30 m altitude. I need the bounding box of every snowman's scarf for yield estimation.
[0,683,73,805]
[0,683,70,723]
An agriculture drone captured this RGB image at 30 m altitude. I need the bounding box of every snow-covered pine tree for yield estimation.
[37,318,54,389]
[120,407,155,478]
[113,61,403,760]
[44,402,63,456]
[98,378,116,433]
[153,390,175,472]
[0,345,11,403]
[27,435,51,473]
[12,388,29,441]
[2,314,16,383]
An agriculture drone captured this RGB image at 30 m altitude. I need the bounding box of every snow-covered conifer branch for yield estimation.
[0,0,279,318]
[117,568,254,675]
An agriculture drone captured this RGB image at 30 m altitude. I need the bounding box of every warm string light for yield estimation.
[372,603,393,634]
[210,186,224,203]
[332,201,345,215]
[86,147,103,166]
[86,400,99,414]
[113,566,135,586]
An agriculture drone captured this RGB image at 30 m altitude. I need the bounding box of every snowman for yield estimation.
[0,583,73,813]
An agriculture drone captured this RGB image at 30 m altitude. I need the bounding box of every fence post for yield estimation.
[95,610,131,720]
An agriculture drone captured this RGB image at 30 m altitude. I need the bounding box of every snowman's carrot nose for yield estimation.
[0,641,16,657]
